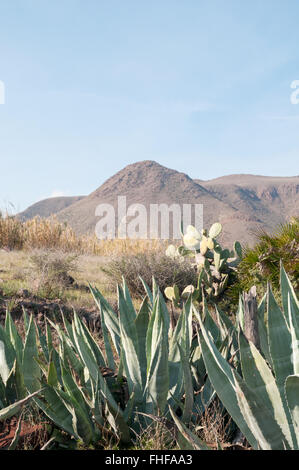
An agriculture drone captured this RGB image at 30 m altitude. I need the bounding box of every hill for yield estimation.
[18,196,85,221]
[19,162,299,246]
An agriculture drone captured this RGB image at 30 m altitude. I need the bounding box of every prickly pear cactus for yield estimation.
[165,222,242,305]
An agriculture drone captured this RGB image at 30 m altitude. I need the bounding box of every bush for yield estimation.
[102,251,198,299]
[28,249,79,299]
[230,217,299,302]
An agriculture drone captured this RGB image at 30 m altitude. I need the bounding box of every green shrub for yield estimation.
[230,217,299,303]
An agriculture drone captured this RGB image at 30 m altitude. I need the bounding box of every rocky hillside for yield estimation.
[19,161,299,246]
[19,196,85,221]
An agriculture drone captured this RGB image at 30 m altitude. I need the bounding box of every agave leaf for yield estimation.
[22,315,40,392]
[233,370,287,449]
[280,263,299,324]
[7,412,22,450]
[5,311,23,365]
[214,305,235,341]
[33,385,78,438]
[145,295,169,414]
[168,310,184,402]
[60,362,95,443]
[89,378,103,427]
[135,298,150,388]
[36,323,49,363]
[75,312,106,367]
[0,374,6,406]
[60,310,75,345]
[104,401,131,444]
[71,315,100,383]
[195,309,258,448]
[179,298,193,423]
[60,332,85,383]
[239,330,293,448]
[168,406,210,450]
[152,277,159,300]
[123,391,135,423]
[94,371,131,443]
[0,325,16,384]
[0,389,42,421]
[22,307,29,333]
[46,322,53,357]
[199,306,289,449]
[90,285,121,355]
[47,360,58,387]
[99,300,115,370]
[200,377,215,408]
[257,293,272,365]
[60,361,89,416]
[5,359,26,402]
[236,295,244,331]
[178,343,193,424]
[157,288,170,337]
[118,285,143,402]
[285,374,299,448]
[267,285,293,389]
[122,277,137,320]
[139,276,153,306]
[287,293,299,375]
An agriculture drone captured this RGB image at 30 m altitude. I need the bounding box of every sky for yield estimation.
[0,0,298,212]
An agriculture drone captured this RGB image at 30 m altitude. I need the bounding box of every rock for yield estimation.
[17,288,30,298]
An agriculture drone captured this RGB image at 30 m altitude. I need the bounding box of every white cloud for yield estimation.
[49,189,68,198]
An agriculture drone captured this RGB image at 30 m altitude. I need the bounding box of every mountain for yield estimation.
[54,161,239,243]
[19,161,299,246]
[197,174,299,242]
[18,196,85,221]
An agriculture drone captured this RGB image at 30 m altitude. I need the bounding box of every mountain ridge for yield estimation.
[18,160,299,246]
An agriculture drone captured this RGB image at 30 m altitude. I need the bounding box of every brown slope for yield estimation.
[56,161,240,244]
[197,174,299,241]
[18,196,86,221]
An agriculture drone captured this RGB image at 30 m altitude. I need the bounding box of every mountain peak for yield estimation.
[91,160,197,198]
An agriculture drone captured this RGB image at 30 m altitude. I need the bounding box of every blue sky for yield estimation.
[0,0,298,212]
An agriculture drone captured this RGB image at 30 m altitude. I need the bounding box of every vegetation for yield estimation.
[164,223,242,313]
[28,249,79,299]
[0,216,298,450]
[102,251,197,299]
[0,213,166,256]
[231,217,299,302]
[0,262,298,450]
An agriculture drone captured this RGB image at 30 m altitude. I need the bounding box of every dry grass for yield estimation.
[28,249,79,299]
[0,214,167,256]
[132,420,176,450]
[0,250,113,317]
[197,399,233,448]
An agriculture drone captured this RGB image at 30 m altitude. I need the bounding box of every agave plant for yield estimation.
[27,276,235,447]
[0,310,43,420]
[31,280,196,445]
[173,265,299,450]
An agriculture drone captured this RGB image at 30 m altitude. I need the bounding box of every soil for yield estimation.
[0,292,101,329]
[0,417,46,450]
